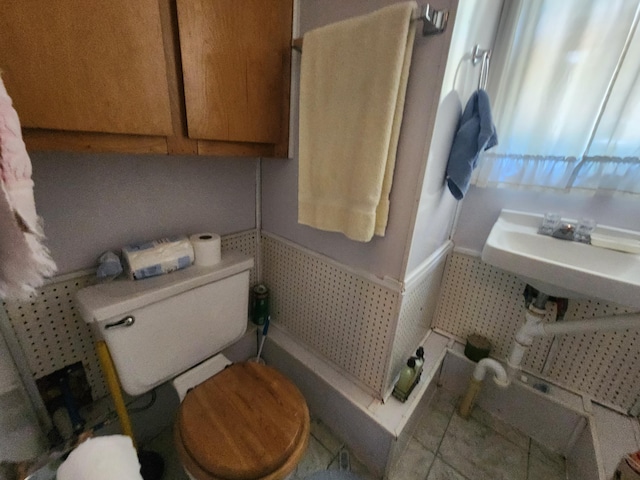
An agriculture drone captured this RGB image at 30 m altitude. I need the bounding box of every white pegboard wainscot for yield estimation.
[222,229,257,286]
[261,233,401,397]
[2,273,107,401]
[546,300,640,412]
[385,244,450,395]
[434,253,555,373]
[435,252,640,412]
[2,230,257,404]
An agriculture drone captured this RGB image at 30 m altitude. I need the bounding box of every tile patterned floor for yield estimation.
[144,388,566,479]
[388,389,567,480]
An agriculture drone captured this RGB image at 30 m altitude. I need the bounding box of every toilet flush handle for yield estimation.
[105,315,135,330]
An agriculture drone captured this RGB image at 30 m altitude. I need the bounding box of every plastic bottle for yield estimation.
[414,346,425,372]
[395,357,417,393]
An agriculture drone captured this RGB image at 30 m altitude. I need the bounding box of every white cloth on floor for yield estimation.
[57,435,143,480]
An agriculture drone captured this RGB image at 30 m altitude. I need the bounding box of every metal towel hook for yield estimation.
[471,44,491,90]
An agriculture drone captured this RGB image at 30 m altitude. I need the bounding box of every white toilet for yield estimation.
[76,251,310,480]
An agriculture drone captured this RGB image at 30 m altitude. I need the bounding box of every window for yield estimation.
[473,0,640,195]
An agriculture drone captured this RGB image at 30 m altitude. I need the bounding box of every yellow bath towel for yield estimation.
[298,2,417,242]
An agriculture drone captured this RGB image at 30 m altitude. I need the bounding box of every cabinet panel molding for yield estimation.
[0,1,174,136]
[1,0,292,157]
[176,0,293,148]
[22,130,169,155]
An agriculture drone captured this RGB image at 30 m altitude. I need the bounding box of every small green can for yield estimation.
[251,284,270,326]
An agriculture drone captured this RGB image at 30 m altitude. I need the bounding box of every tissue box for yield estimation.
[122,236,194,280]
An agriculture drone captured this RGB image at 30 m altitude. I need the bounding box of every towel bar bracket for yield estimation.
[471,45,490,65]
[471,44,491,90]
[417,4,449,36]
[292,3,449,51]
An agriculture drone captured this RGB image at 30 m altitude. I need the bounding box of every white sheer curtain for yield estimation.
[473,0,640,195]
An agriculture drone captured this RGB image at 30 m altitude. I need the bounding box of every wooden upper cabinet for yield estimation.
[0,1,174,137]
[0,0,293,157]
[177,0,292,146]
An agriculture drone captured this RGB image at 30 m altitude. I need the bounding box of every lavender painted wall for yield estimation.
[261,0,457,281]
[404,0,502,274]
[31,153,257,274]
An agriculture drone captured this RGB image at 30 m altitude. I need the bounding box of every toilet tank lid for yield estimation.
[75,251,253,323]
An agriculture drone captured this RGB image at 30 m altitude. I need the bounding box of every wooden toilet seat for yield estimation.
[175,362,310,480]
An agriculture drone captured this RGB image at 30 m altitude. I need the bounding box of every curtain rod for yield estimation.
[292,3,449,52]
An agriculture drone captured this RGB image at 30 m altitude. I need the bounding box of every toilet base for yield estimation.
[138,450,164,480]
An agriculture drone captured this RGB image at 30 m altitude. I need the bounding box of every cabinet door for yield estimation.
[0,1,173,136]
[176,0,292,148]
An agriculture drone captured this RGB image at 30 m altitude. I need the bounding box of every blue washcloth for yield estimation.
[445,89,498,200]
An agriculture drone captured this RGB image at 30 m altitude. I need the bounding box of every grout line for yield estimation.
[440,460,473,480]
[298,435,335,477]
[525,437,532,480]
[326,450,340,470]
[465,404,532,452]
[442,397,534,480]
[410,388,568,480]
[423,388,458,479]
[423,453,436,479]
[434,392,456,456]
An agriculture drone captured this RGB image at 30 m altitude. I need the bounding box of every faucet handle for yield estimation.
[574,218,596,243]
[539,212,562,235]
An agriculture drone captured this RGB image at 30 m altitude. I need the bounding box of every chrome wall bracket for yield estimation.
[417,4,449,36]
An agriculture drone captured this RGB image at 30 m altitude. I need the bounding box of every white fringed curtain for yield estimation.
[473,0,640,195]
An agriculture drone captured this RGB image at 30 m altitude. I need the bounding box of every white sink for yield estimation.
[481,210,640,309]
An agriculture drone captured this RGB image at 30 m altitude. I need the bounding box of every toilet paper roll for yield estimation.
[122,236,194,280]
[190,233,221,266]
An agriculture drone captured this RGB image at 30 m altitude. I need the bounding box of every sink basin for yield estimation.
[481,210,640,309]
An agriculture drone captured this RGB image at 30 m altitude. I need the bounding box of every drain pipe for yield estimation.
[507,309,640,374]
[459,357,510,418]
[459,293,549,419]
[458,291,640,419]
[505,300,548,380]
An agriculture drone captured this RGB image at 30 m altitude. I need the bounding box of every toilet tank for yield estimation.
[75,251,253,396]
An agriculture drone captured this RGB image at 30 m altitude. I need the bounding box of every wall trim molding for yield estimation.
[262,230,404,292]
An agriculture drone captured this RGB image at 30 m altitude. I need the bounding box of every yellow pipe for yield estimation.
[458,377,483,419]
[96,340,136,448]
